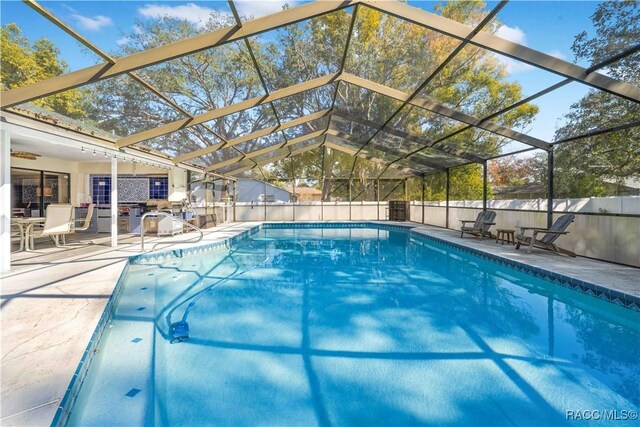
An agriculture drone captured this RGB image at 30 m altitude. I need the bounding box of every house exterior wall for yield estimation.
[236,179,292,203]
[11,155,80,204]
[11,157,184,207]
[76,162,180,203]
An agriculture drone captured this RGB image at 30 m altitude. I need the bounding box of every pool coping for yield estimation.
[51,221,639,426]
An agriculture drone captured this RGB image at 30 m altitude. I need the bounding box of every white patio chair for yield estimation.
[11,222,25,252]
[68,203,95,245]
[30,204,74,249]
[72,203,95,232]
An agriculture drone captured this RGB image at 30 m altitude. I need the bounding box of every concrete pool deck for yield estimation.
[401,223,640,301]
[1,221,638,425]
[0,223,258,426]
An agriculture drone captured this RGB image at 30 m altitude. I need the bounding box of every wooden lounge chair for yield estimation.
[460,210,497,240]
[515,213,576,256]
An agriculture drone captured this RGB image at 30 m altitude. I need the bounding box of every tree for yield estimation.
[273,1,538,199]
[549,0,640,198]
[1,23,86,118]
[489,156,535,187]
[85,13,271,153]
[405,163,488,202]
[11,0,537,199]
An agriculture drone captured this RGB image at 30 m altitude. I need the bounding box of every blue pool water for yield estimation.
[67,225,639,426]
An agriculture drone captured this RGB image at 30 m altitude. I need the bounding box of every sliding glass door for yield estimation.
[11,168,71,217]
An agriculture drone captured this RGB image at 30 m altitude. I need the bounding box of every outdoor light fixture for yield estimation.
[92,150,96,156]
[81,147,85,153]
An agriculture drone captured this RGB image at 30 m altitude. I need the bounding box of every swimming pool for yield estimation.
[62,224,639,426]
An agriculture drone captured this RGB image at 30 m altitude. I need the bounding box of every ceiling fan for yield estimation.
[10,150,41,160]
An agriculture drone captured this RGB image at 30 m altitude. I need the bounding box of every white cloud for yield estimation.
[494,25,571,75]
[234,1,298,18]
[137,1,299,29]
[138,3,217,29]
[71,14,113,31]
[493,25,532,74]
[502,57,535,74]
[495,25,527,45]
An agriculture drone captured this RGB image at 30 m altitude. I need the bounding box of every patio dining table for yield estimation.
[11,217,45,251]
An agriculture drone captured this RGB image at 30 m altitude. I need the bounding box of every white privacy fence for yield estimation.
[422,196,640,215]
[195,200,638,267]
[412,204,639,267]
[234,202,386,222]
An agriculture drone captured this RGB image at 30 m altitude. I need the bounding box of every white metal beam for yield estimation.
[1,130,11,272]
[117,74,338,148]
[1,1,359,108]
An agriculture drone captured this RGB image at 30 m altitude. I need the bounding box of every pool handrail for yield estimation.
[141,210,203,252]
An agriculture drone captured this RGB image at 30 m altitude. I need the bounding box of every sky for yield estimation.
[1,0,607,151]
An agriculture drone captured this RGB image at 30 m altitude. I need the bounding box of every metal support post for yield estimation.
[110,155,118,248]
[445,169,450,229]
[421,175,425,224]
[547,147,554,228]
[482,161,488,211]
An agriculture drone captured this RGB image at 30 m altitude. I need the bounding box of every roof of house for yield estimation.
[493,183,545,194]
[238,178,293,195]
[293,187,322,195]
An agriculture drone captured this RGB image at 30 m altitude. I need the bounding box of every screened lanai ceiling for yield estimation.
[2,0,639,180]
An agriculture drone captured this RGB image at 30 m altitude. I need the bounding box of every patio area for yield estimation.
[1,223,256,425]
[1,0,639,425]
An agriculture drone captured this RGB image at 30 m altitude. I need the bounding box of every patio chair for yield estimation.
[11,222,25,252]
[69,203,95,244]
[515,213,576,256]
[460,210,497,240]
[72,203,95,232]
[30,204,74,249]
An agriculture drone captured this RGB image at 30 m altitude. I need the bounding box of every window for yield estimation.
[11,168,70,217]
[149,177,169,199]
[91,176,112,205]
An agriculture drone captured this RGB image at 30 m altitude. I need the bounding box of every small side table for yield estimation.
[496,229,515,245]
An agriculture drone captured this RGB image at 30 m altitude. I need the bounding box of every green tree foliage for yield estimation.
[273,0,536,199]
[84,13,270,147]
[1,23,85,118]
[449,164,486,200]
[406,164,487,202]
[4,1,537,203]
[100,0,537,192]
[549,0,640,198]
